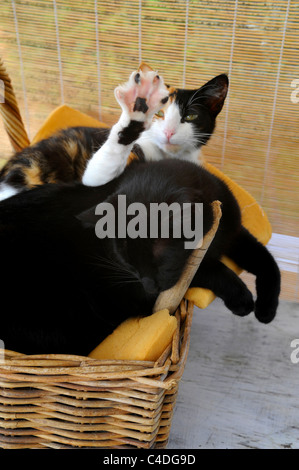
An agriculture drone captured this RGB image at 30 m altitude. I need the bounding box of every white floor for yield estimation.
[167,298,299,449]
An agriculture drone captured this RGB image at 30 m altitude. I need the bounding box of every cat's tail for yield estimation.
[226,226,281,324]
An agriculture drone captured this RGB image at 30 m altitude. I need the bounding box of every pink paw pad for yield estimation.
[115,63,169,125]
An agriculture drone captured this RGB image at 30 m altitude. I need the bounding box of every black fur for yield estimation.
[117,121,145,145]
[133,97,149,113]
[175,74,229,148]
[0,159,280,356]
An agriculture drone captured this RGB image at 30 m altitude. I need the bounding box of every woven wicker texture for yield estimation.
[0,57,30,151]
[0,301,193,449]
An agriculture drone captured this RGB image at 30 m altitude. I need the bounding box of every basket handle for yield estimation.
[153,200,222,314]
[0,57,30,151]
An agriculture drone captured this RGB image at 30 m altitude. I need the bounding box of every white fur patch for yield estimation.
[152,103,193,154]
[82,117,131,187]
[137,102,202,162]
[0,183,19,201]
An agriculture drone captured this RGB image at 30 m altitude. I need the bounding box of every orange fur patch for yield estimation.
[127,151,138,164]
[47,173,59,184]
[23,163,43,187]
[152,86,178,122]
[63,139,79,160]
[168,87,178,103]
[138,62,153,73]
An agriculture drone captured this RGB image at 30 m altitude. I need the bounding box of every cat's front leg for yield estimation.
[82,67,169,187]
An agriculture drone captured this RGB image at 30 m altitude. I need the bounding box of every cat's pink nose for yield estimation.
[164,129,174,142]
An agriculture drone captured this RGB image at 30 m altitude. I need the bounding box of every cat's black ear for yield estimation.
[199,74,229,117]
[76,194,119,229]
[76,206,98,228]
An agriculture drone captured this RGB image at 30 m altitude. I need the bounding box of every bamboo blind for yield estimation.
[0,0,298,301]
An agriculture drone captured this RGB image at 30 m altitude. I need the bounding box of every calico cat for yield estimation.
[0,64,228,199]
[0,158,280,356]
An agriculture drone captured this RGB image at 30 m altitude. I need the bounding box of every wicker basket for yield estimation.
[0,300,193,450]
[0,58,221,449]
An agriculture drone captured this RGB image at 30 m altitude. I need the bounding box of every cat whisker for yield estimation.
[88,254,120,269]
[191,131,213,138]
[186,94,212,109]
[189,138,210,148]
[109,279,141,286]
[195,135,211,140]
[186,89,206,108]
[87,253,139,279]
[103,274,140,282]
[99,265,138,280]
[190,130,207,136]
[91,265,140,283]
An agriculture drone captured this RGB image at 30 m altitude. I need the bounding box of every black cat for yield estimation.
[0,158,280,356]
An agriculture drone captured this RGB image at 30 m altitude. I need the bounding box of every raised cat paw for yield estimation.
[114,63,169,129]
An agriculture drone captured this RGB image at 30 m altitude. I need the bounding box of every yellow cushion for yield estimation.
[33,105,272,311]
[204,162,272,245]
[32,104,109,144]
[88,308,177,361]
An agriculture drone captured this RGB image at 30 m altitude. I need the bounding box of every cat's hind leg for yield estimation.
[82,67,169,187]
[226,226,281,324]
[191,257,254,317]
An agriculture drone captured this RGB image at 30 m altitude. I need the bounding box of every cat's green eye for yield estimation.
[185,114,198,121]
[155,110,165,118]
